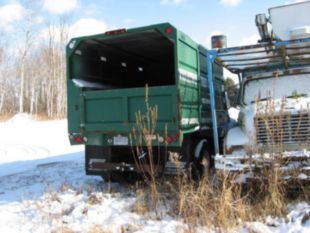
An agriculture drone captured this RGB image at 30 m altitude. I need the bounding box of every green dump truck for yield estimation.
[67,23,229,180]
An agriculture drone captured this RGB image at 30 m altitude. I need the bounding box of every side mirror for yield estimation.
[225,84,239,108]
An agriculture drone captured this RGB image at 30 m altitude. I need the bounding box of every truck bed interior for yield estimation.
[70,30,175,90]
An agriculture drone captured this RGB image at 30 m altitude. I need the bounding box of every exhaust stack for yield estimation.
[211,35,227,49]
[255,13,271,42]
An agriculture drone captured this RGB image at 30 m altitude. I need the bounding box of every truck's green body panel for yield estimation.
[83,86,178,131]
[67,23,226,148]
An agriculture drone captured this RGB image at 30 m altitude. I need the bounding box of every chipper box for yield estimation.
[66,23,229,181]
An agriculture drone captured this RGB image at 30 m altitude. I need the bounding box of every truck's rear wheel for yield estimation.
[101,172,113,182]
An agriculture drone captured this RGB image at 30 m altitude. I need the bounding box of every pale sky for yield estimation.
[0,0,307,47]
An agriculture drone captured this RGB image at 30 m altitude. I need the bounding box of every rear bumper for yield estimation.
[87,160,186,176]
[88,160,163,173]
[85,144,187,177]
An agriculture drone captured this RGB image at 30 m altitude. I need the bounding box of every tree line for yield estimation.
[0,9,68,118]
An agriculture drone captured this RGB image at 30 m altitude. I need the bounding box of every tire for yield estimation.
[101,172,113,182]
[191,147,212,180]
[200,147,212,177]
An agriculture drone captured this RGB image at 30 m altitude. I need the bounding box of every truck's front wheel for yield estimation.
[191,147,212,180]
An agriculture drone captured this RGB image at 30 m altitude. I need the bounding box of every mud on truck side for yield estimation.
[66,23,230,181]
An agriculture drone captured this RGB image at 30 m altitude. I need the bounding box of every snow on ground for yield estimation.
[0,114,309,233]
[239,202,310,233]
[229,107,239,121]
[0,114,184,233]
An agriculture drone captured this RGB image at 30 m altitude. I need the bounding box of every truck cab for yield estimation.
[221,68,310,171]
[214,1,310,177]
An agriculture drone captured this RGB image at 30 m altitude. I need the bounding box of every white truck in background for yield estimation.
[213,1,310,180]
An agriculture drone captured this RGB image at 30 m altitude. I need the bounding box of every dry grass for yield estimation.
[88,225,112,233]
[252,166,287,217]
[32,113,65,121]
[120,224,141,233]
[87,224,139,233]
[129,86,252,230]
[130,85,166,211]
[237,172,285,219]
[128,85,308,231]
[254,95,309,199]
[0,113,14,121]
[130,167,292,232]
[167,172,249,231]
[300,184,310,203]
[131,188,150,215]
[52,225,75,233]
[0,113,65,122]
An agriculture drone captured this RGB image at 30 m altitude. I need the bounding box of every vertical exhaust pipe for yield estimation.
[256,13,271,42]
[211,35,227,49]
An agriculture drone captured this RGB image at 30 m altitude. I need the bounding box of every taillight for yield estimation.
[166,136,172,144]
[166,132,180,144]
[165,27,173,35]
[173,132,180,141]
[105,28,126,36]
[74,136,83,143]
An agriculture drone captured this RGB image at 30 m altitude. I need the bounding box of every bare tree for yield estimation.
[42,18,68,118]
[0,39,4,113]
[0,34,9,114]
[57,18,69,117]
[0,2,69,118]
[18,3,35,113]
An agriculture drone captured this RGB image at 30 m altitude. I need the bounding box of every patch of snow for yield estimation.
[0,115,82,176]
[229,107,240,121]
[298,173,308,180]
[0,115,187,233]
[240,222,273,233]
[238,203,310,233]
[0,115,309,232]
[6,113,34,125]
